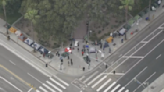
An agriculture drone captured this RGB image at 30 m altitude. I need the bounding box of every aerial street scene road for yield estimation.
[0,0,164,92]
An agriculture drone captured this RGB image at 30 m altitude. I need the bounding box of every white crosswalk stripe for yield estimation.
[39,86,48,92]
[118,87,125,92]
[53,76,69,86]
[36,77,69,92]
[83,71,99,83]
[50,77,66,89]
[47,81,63,92]
[43,83,56,92]
[111,84,121,92]
[88,74,102,85]
[104,82,116,92]
[96,78,111,92]
[125,89,129,92]
[92,75,107,88]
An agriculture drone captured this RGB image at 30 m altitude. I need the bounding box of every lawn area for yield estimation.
[0,10,22,25]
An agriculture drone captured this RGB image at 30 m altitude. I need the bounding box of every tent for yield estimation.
[32,43,41,50]
[24,38,34,46]
[89,47,96,53]
[103,42,109,48]
[119,28,126,35]
[9,27,17,33]
[106,36,113,43]
[65,47,72,53]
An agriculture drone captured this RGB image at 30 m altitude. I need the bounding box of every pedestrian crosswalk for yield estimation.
[36,76,69,92]
[78,71,129,92]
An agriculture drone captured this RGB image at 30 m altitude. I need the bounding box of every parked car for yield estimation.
[31,43,41,50]
[24,38,34,46]
[38,46,49,54]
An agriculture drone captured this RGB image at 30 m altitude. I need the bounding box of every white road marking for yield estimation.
[47,81,62,92]
[111,84,121,92]
[96,78,111,92]
[117,39,164,83]
[9,60,16,65]
[158,27,164,29]
[50,77,66,89]
[118,87,125,92]
[104,82,116,92]
[0,42,51,77]
[39,86,48,92]
[124,67,147,87]
[133,72,156,92]
[0,76,22,92]
[125,89,129,92]
[79,76,85,81]
[87,74,102,85]
[156,54,161,59]
[140,41,148,43]
[27,73,43,84]
[53,76,69,86]
[83,71,98,83]
[130,56,144,58]
[36,90,40,92]
[43,83,56,92]
[28,88,33,92]
[103,73,125,75]
[92,75,107,88]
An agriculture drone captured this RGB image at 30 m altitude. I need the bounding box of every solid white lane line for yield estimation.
[43,83,56,92]
[28,88,33,92]
[0,42,51,77]
[96,78,111,92]
[39,86,48,92]
[118,87,125,92]
[111,84,121,92]
[53,76,69,86]
[9,60,16,65]
[156,54,161,59]
[133,72,156,92]
[92,75,107,88]
[0,76,22,92]
[129,56,144,58]
[47,81,62,92]
[87,74,102,86]
[124,67,147,87]
[103,82,116,92]
[140,41,148,44]
[50,77,66,89]
[158,27,164,29]
[27,73,43,84]
[83,71,98,83]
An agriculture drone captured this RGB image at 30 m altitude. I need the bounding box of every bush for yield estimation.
[98,30,101,34]
[89,33,98,41]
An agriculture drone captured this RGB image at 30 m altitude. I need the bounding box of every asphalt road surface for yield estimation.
[75,12,164,92]
[0,42,78,92]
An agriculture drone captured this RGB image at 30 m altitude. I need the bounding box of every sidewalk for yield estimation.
[0,1,164,77]
[142,73,164,92]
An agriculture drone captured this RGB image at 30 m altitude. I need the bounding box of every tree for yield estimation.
[24,8,40,42]
[1,0,8,34]
[119,0,134,40]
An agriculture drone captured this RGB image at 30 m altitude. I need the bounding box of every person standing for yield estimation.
[71,59,73,65]
[77,48,79,52]
[82,51,84,56]
[68,56,69,60]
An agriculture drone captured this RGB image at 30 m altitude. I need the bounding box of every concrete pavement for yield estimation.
[0,0,162,77]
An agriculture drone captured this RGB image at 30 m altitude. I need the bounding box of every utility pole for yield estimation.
[148,0,151,21]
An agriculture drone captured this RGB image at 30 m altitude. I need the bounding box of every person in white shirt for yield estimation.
[152,6,156,11]
[158,0,161,6]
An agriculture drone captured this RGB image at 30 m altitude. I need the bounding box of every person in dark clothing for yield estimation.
[71,59,73,65]
[68,61,70,66]
[77,48,79,52]
[78,43,79,46]
[68,56,69,60]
